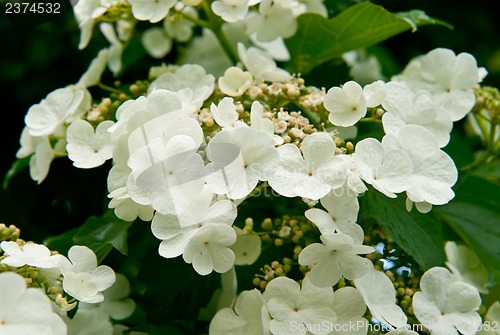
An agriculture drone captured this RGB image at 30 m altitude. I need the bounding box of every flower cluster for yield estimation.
[0,224,136,334]
[6,0,500,334]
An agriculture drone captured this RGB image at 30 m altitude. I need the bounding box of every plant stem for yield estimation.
[181,13,211,29]
[98,83,121,94]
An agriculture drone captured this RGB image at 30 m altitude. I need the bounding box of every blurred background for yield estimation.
[0,0,499,242]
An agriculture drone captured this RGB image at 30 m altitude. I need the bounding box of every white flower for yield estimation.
[381,125,458,206]
[141,27,172,59]
[107,165,154,222]
[298,233,374,287]
[16,128,56,184]
[412,267,481,335]
[76,49,109,88]
[128,0,175,23]
[0,272,66,335]
[210,289,270,335]
[394,48,485,121]
[212,0,250,23]
[231,227,262,265]
[330,287,368,335]
[66,120,114,169]
[237,43,292,83]
[250,101,284,145]
[63,306,113,335]
[148,64,215,109]
[354,268,407,329]
[74,0,110,49]
[182,224,237,275]
[100,23,123,76]
[263,276,336,335]
[218,66,253,97]
[382,82,453,147]
[305,208,364,245]
[110,89,203,158]
[25,87,90,137]
[352,137,413,198]
[151,186,238,275]
[60,245,116,303]
[205,127,279,199]
[78,273,136,322]
[127,134,206,215]
[0,241,61,269]
[268,133,347,200]
[445,241,489,294]
[324,80,386,127]
[246,0,297,42]
[211,97,246,129]
[164,6,197,42]
[337,155,368,195]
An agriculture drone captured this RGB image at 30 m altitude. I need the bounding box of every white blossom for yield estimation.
[100,23,123,76]
[148,64,215,109]
[212,0,250,23]
[60,245,116,304]
[25,87,90,137]
[352,137,413,198]
[74,0,110,49]
[0,241,61,269]
[76,48,109,88]
[268,132,347,200]
[218,67,253,97]
[141,27,172,59]
[382,125,458,206]
[263,276,336,335]
[237,43,292,83]
[231,227,262,265]
[354,268,407,329]
[66,120,114,169]
[246,0,297,42]
[394,48,485,121]
[128,0,175,23]
[324,80,386,127]
[382,82,453,147]
[151,186,238,275]
[205,127,279,199]
[412,267,481,335]
[298,232,374,287]
[330,287,368,335]
[210,289,270,335]
[445,241,489,293]
[0,272,66,335]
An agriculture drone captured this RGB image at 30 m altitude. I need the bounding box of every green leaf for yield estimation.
[285,2,451,74]
[435,167,500,284]
[72,211,132,261]
[359,190,446,269]
[436,202,500,284]
[3,157,30,189]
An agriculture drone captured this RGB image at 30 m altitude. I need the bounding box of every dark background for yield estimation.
[0,0,499,241]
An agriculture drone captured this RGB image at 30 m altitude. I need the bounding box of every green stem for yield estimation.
[488,121,497,152]
[460,150,491,172]
[181,13,211,29]
[98,83,120,94]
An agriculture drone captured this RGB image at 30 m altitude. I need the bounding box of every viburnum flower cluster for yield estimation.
[6,0,500,334]
[0,225,138,334]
